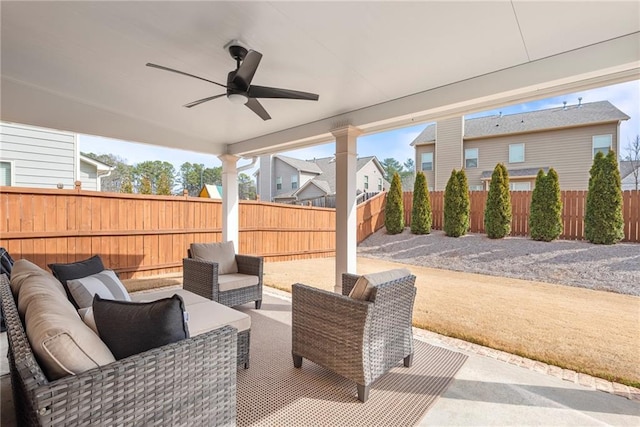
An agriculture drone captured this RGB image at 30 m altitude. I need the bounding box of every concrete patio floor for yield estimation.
[2,278,638,425]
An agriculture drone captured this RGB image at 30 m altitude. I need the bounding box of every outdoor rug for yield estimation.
[236,293,468,426]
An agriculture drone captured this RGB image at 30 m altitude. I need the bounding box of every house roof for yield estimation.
[199,184,222,199]
[275,155,322,174]
[411,101,630,145]
[480,167,549,180]
[79,154,113,172]
[620,160,640,181]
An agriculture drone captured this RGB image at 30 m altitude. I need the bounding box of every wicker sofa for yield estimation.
[1,271,240,426]
[292,270,417,402]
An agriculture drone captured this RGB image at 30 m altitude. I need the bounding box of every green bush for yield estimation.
[484,163,512,239]
[411,172,432,234]
[444,169,470,237]
[585,150,624,244]
[385,172,405,234]
[529,168,563,241]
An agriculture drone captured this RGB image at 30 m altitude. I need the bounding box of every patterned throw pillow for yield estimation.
[66,270,131,309]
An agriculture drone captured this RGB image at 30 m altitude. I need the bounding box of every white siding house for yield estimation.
[0,122,112,190]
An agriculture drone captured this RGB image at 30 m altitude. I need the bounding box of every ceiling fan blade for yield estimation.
[184,94,226,108]
[146,63,227,89]
[245,98,271,121]
[248,85,319,101]
[233,50,262,90]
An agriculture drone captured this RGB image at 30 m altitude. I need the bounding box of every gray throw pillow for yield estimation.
[92,294,189,360]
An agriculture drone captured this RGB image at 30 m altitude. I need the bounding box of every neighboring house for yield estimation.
[620,160,640,191]
[256,154,388,203]
[0,122,113,190]
[199,184,223,199]
[411,100,629,191]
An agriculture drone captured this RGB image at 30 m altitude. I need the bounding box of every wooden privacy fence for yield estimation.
[1,187,637,278]
[396,190,640,242]
[0,187,335,279]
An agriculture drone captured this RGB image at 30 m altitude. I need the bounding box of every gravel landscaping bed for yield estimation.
[358,229,640,296]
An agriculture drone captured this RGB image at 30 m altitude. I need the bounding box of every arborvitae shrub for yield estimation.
[484,163,512,238]
[585,150,624,244]
[385,172,405,234]
[444,169,470,237]
[529,168,563,241]
[411,172,432,234]
[139,176,152,195]
[156,172,172,195]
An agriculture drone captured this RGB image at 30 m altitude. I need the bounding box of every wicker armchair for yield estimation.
[0,274,237,426]
[292,271,417,402]
[183,251,263,309]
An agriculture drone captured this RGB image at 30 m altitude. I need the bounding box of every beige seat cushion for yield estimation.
[131,288,211,306]
[186,301,251,336]
[218,273,259,292]
[190,241,238,274]
[348,268,412,301]
[9,259,57,298]
[17,270,116,380]
[15,263,67,318]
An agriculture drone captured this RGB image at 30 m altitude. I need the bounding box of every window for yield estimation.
[364,175,369,190]
[276,176,282,190]
[378,178,383,191]
[421,152,433,171]
[0,161,12,186]
[465,148,478,169]
[469,185,484,191]
[510,182,531,191]
[593,135,612,157]
[291,174,298,189]
[509,143,525,163]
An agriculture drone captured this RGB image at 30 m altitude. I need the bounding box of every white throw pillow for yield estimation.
[66,270,131,309]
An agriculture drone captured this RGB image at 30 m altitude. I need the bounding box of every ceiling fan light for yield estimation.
[228,93,249,105]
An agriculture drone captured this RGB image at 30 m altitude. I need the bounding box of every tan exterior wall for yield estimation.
[462,122,620,190]
[435,117,464,190]
[415,143,436,191]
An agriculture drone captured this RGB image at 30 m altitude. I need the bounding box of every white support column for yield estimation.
[219,154,240,249]
[332,125,362,293]
[258,154,273,202]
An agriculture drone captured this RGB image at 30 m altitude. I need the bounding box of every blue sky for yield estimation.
[80,79,639,173]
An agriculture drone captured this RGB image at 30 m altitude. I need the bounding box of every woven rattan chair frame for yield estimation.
[0,274,238,426]
[183,254,263,309]
[291,273,417,402]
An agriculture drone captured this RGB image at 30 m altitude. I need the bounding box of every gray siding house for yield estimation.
[257,154,388,203]
[0,122,112,190]
[412,101,629,191]
[620,161,640,191]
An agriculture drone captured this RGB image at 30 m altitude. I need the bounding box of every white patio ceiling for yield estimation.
[1,1,639,158]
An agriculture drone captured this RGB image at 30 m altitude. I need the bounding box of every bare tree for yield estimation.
[623,135,640,190]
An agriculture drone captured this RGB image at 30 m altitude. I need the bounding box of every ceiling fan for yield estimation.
[146,40,319,121]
